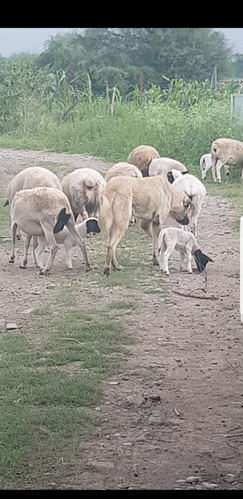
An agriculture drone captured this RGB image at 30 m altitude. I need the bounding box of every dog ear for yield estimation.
[167,171,174,184]
[193,249,213,272]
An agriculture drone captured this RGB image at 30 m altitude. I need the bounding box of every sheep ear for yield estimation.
[182,170,189,175]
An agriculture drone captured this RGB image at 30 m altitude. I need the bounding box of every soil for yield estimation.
[0,148,243,492]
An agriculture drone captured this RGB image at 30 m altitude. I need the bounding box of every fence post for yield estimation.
[241,216,243,322]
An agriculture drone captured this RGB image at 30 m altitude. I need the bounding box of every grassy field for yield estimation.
[0,201,169,488]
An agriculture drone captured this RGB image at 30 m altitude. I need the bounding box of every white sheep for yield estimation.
[211,137,243,182]
[105,162,143,182]
[5,166,62,206]
[4,166,62,241]
[33,217,100,270]
[9,187,91,275]
[199,152,231,181]
[149,157,188,177]
[167,169,206,238]
[127,145,160,177]
[61,167,106,221]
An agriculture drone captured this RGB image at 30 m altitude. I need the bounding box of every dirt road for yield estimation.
[0,149,243,491]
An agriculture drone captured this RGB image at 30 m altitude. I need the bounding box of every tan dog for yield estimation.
[98,175,191,276]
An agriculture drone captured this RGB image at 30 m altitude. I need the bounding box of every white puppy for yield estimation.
[34,217,100,270]
[158,227,213,276]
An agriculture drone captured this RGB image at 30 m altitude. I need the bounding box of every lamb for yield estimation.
[158,226,213,276]
[211,137,243,183]
[61,167,106,221]
[105,162,143,183]
[167,169,206,238]
[127,145,160,177]
[9,187,91,275]
[149,157,188,177]
[33,217,100,270]
[199,152,231,181]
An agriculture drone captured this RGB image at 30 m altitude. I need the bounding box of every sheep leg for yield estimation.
[9,222,18,263]
[20,234,32,268]
[38,222,59,275]
[34,235,46,269]
[66,219,91,271]
[32,236,38,266]
[159,239,172,275]
[63,240,74,270]
[184,247,193,273]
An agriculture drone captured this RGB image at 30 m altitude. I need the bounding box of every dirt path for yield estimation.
[1,149,243,491]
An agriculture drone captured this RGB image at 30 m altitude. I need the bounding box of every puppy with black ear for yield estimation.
[158,226,213,276]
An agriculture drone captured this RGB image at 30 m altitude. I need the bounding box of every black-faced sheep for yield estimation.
[61,168,106,221]
[127,145,160,177]
[9,187,91,275]
[211,137,243,182]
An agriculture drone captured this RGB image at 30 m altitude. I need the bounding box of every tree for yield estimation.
[36,28,234,97]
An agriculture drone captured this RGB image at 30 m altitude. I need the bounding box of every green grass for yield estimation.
[0,206,169,489]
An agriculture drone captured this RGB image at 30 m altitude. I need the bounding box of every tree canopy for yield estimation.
[36,28,234,96]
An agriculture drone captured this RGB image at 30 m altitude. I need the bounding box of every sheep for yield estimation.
[127,145,160,177]
[211,137,243,183]
[33,217,100,270]
[105,162,143,183]
[9,187,91,275]
[98,175,190,276]
[167,169,206,238]
[61,167,106,221]
[199,152,231,181]
[158,226,213,275]
[4,166,62,241]
[149,157,188,177]
[4,166,62,206]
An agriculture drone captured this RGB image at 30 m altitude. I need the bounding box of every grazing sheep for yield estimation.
[167,169,206,238]
[9,187,91,275]
[149,157,188,177]
[105,162,143,183]
[199,152,231,181]
[98,175,190,276]
[127,145,160,177]
[61,168,106,221]
[158,226,213,275]
[211,137,243,182]
[4,166,62,206]
[34,217,100,270]
[4,166,62,241]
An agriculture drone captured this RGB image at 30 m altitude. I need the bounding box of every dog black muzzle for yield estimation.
[176,215,189,225]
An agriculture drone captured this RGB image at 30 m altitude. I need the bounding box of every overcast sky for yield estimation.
[0,28,243,57]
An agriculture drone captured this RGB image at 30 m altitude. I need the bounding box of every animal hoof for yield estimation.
[9,258,14,264]
[104,267,110,277]
[20,265,27,269]
[38,269,47,276]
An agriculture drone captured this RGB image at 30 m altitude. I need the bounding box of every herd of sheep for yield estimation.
[4,136,243,277]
